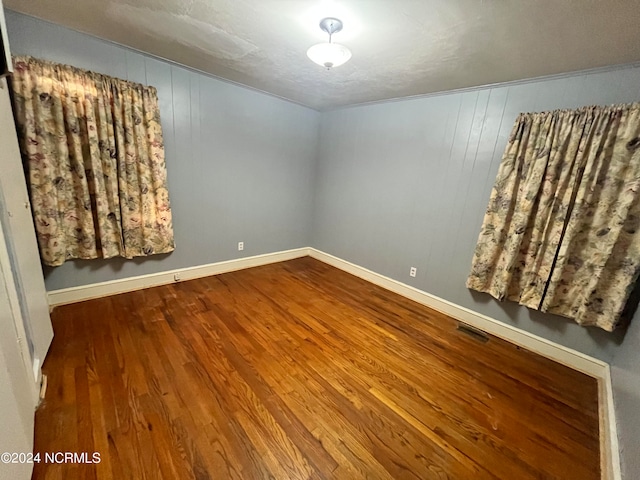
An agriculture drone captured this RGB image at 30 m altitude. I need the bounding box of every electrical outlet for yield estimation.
[409,267,417,277]
[238,241,244,251]
[173,273,181,282]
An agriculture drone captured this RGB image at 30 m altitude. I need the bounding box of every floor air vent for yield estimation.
[456,323,489,343]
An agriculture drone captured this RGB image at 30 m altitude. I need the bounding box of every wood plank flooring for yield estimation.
[32,257,600,479]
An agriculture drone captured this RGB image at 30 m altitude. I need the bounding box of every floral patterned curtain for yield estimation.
[467,104,640,331]
[10,55,175,267]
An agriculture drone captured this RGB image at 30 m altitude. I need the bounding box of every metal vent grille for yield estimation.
[456,323,489,343]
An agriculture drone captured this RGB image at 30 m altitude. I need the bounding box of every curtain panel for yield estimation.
[10,55,175,266]
[467,104,640,331]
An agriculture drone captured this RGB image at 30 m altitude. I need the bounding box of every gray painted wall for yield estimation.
[313,68,640,360]
[6,11,320,291]
[312,68,640,478]
[611,317,640,478]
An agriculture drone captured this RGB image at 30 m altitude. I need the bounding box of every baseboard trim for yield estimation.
[47,248,309,306]
[307,247,620,479]
[600,366,622,480]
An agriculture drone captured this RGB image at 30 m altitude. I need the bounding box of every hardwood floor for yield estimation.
[33,257,600,479]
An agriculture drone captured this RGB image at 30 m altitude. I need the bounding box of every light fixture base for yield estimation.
[319,18,343,36]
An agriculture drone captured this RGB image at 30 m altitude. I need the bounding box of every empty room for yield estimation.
[1,1,639,479]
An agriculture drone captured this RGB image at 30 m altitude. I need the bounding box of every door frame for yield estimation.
[0,209,40,402]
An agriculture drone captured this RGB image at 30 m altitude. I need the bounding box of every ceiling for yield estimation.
[6,0,640,110]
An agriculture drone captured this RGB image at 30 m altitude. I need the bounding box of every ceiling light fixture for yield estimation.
[307,17,352,69]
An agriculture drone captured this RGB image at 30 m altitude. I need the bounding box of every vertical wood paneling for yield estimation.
[402,98,449,276]
[448,89,506,298]
[425,91,479,293]
[5,11,320,290]
[611,317,640,479]
[313,64,640,360]
[416,96,460,291]
[442,90,490,295]
[124,50,146,84]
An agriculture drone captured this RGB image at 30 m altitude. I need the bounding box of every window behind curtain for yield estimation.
[10,55,175,267]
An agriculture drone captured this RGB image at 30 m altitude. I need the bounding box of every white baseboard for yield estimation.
[46,246,620,479]
[307,247,620,480]
[600,366,622,480]
[47,247,309,306]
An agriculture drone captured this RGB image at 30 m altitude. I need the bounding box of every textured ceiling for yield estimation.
[6,0,640,110]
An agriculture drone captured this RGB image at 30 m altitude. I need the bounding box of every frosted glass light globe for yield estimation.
[307,42,352,69]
